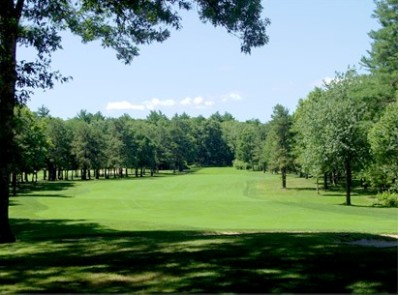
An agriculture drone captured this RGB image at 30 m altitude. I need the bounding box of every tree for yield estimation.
[109,115,139,177]
[0,0,269,243]
[264,104,294,189]
[293,88,332,191]
[220,119,242,163]
[46,117,73,181]
[361,0,398,89]
[197,119,233,166]
[71,120,106,180]
[13,107,48,183]
[368,98,398,192]
[236,125,258,170]
[169,114,196,172]
[294,70,373,204]
[324,72,373,205]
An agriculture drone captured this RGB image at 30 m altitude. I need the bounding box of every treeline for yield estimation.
[12,108,269,183]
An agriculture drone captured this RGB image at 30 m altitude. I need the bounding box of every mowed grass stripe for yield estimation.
[10,167,398,233]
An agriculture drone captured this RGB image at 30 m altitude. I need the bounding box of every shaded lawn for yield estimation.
[1,219,397,294]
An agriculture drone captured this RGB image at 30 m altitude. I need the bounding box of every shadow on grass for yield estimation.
[15,181,75,195]
[69,168,202,182]
[1,219,396,294]
[285,187,317,192]
[10,182,75,206]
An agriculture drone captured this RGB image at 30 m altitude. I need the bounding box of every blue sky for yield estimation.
[23,0,378,122]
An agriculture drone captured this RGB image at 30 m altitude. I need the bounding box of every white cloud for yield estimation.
[106,101,145,111]
[193,96,204,105]
[106,99,176,111]
[106,92,239,113]
[180,97,192,106]
[222,92,243,103]
[143,98,176,110]
[204,100,215,107]
[178,96,214,108]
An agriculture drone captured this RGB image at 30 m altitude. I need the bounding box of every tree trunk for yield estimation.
[0,1,22,243]
[323,173,328,190]
[281,167,287,189]
[12,173,17,196]
[48,163,56,181]
[81,168,87,180]
[0,168,15,243]
[345,159,352,206]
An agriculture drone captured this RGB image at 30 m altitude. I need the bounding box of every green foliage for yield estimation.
[368,98,398,164]
[294,70,376,204]
[264,104,294,188]
[265,105,293,170]
[233,159,249,170]
[235,125,258,169]
[197,119,233,166]
[46,117,74,177]
[293,87,326,177]
[13,107,48,174]
[374,192,398,207]
[361,0,398,89]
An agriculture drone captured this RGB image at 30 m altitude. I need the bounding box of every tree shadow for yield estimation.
[285,187,317,192]
[1,219,396,294]
[15,181,75,194]
[70,168,202,182]
[321,187,377,198]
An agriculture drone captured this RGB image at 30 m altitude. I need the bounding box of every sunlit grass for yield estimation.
[10,168,397,233]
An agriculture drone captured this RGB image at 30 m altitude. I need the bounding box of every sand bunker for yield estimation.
[347,238,397,248]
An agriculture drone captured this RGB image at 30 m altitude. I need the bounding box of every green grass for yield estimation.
[1,167,397,293]
[10,167,397,233]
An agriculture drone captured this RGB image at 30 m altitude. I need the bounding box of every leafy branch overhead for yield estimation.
[11,0,269,102]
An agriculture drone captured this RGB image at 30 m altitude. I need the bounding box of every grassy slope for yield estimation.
[10,167,398,233]
[2,168,397,294]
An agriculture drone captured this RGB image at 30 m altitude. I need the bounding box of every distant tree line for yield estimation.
[12,108,270,183]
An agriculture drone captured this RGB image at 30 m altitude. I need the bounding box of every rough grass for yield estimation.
[2,167,397,293]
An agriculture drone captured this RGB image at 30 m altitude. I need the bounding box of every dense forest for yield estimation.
[8,0,398,207]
